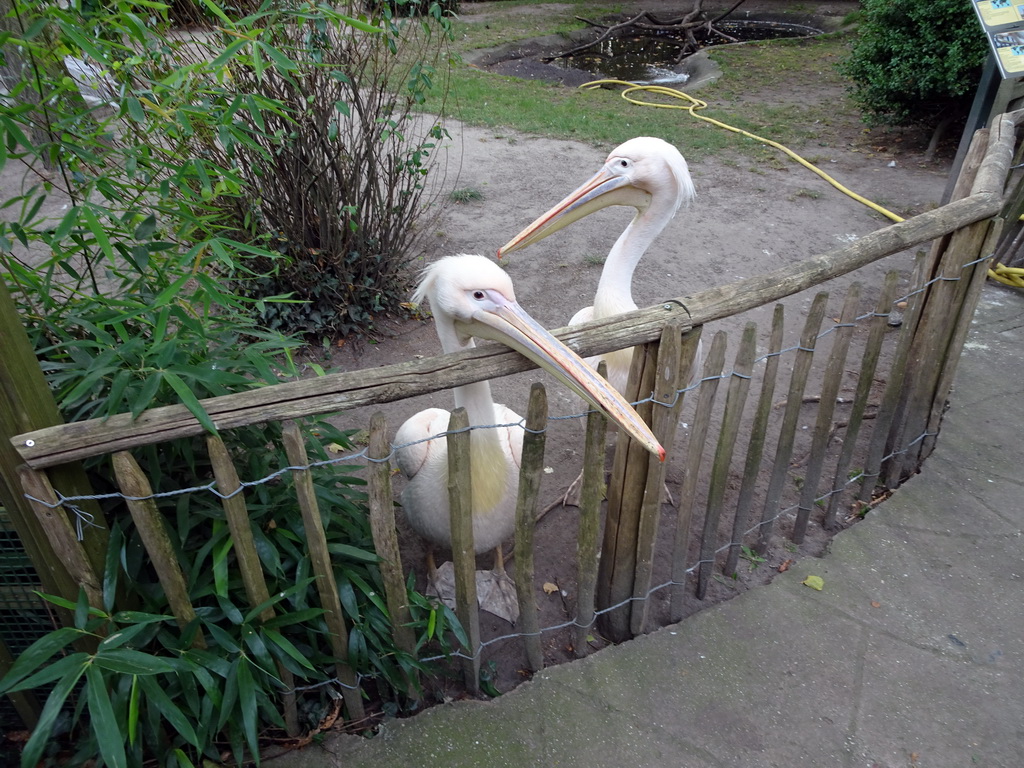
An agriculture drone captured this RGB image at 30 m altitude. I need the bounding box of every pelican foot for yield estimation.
[425,561,520,624]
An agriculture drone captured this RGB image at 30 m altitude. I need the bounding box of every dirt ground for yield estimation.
[321,1,957,704]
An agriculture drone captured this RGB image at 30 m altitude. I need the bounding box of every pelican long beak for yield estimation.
[498,168,651,257]
[459,299,665,461]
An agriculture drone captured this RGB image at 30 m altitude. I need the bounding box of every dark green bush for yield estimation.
[838,0,989,129]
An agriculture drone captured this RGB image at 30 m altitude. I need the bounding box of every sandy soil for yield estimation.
[321,1,956,702]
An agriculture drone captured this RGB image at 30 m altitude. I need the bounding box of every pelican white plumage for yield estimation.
[498,136,699,394]
[394,254,663,620]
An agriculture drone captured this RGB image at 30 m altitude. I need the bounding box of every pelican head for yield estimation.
[498,136,695,257]
[414,254,664,460]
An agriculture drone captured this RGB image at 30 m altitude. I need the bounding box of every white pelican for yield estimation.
[498,136,699,394]
[394,254,663,620]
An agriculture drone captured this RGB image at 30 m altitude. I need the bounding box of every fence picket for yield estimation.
[598,342,658,641]
[206,433,300,735]
[514,384,548,672]
[893,220,993,478]
[111,452,205,647]
[630,322,699,635]
[824,272,899,528]
[280,421,364,721]
[860,254,929,504]
[670,331,727,616]
[575,364,609,658]
[922,222,1003,455]
[445,407,480,695]
[17,466,103,612]
[367,412,419,698]
[697,323,757,598]
[726,305,785,576]
[756,292,829,552]
[793,283,862,544]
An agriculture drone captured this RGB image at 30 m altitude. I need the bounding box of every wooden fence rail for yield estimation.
[4,109,1023,733]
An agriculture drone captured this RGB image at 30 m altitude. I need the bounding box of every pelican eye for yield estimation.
[472,290,486,300]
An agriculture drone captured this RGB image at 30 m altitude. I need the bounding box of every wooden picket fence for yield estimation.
[4,108,1024,732]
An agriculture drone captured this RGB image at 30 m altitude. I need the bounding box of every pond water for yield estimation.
[551,20,823,85]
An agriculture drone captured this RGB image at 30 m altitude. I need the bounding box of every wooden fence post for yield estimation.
[824,272,898,528]
[597,341,659,641]
[574,364,609,658]
[756,292,829,552]
[696,323,756,599]
[725,305,784,576]
[630,322,699,634]
[111,452,204,647]
[513,384,548,672]
[280,422,364,721]
[445,407,480,695]
[206,434,300,736]
[367,412,419,699]
[0,278,108,601]
[669,331,726,619]
[792,283,862,544]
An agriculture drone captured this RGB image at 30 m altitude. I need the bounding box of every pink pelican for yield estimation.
[395,254,663,620]
[498,136,699,395]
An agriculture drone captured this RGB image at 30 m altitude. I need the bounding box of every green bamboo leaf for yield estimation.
[212,529,231,597]
[327,543,380,563]
[241,578,317,625]
[21,662,87,768]
[0,115,32,153]
[79,206,115,262]
[110,610,175,624]
[127,675,140,745]
[204,622,240,653]
[97,622,152,651]
[104,369,132,419]
[339,14,384,33]
[133,213,157,240]
[130,370,163,419]
[254,41,298,71]
[208,37,249,70]
[162,370,217,434]
[51,204,80,242]
[241,626,275,673]
[86,663,128,768]
[198,0,232,25]
[94,649,176,675]
[138,675,200,747]
[0,626,81,693]
[235,658,259,758]
[5,652,89,694]
[263,628,315,671]
[126,96,145,123]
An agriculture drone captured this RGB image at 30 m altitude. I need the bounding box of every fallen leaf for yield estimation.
[871,601,881,608]
[778,558,793,572]
[542,582,559,595]
[802,574,824,591]
[326,442,346,454]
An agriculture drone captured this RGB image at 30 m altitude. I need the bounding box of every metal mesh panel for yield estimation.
[0,507,53,731]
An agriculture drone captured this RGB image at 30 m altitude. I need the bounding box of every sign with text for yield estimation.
[974,0,1024,76]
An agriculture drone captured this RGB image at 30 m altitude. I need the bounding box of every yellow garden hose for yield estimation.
[580,79,1022,290]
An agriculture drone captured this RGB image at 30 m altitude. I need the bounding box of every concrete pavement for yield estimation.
[272,284,1024,768]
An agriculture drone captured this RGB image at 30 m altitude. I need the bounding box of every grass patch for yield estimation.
[418,3,863,162]
[449,187,484,203]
